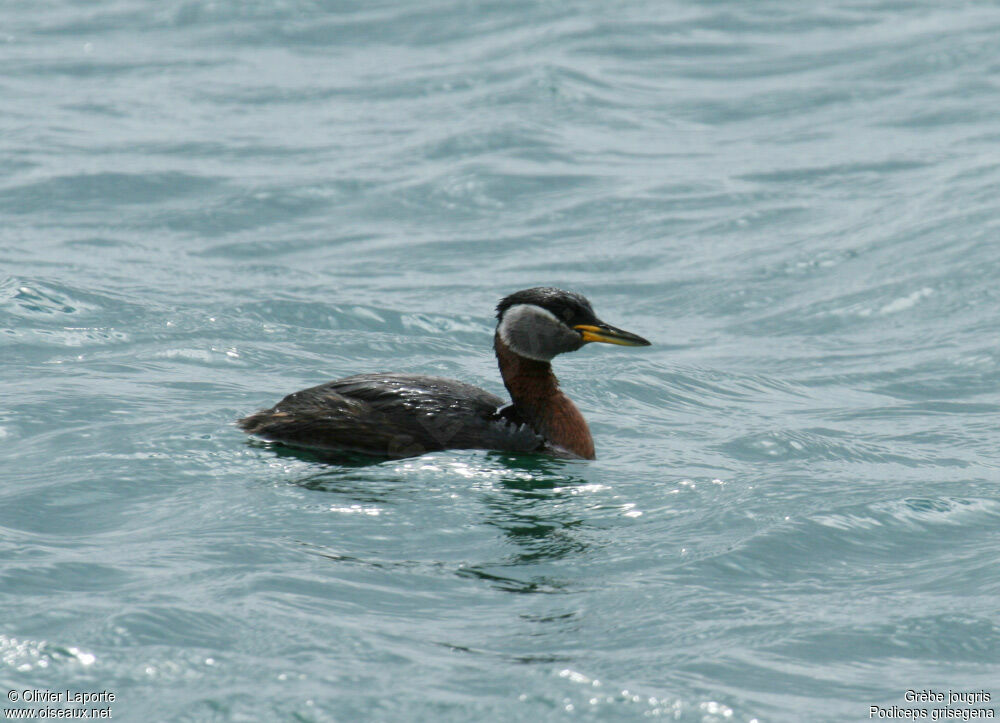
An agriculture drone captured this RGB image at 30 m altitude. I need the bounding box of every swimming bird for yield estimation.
[239,287,650,460]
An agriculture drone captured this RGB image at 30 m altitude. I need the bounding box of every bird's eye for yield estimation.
[561,309,573,322]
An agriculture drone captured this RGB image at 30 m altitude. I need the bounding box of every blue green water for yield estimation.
[3,1,1000,721]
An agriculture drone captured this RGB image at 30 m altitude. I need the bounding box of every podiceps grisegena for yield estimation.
[239,287,650,459]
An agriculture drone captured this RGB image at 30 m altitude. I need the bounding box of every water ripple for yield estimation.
[4,0,1000,719]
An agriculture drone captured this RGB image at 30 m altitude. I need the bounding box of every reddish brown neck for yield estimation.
[494,334,595,459]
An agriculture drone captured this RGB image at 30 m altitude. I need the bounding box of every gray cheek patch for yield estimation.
[498,304,581,361]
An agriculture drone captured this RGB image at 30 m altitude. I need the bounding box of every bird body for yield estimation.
[239,372,546,458]
[239,288,650,460]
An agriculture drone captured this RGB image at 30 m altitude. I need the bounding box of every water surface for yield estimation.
[3,1,1000,720]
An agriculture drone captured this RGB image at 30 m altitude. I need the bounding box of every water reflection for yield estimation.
[273,445,601,594]
[465,453,594,591]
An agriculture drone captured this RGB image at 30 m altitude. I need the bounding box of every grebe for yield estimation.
[239,287,650,459]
